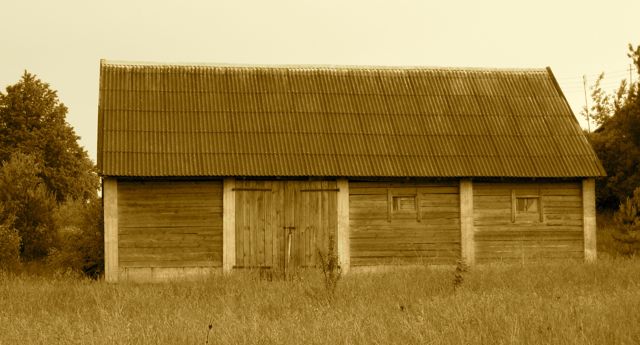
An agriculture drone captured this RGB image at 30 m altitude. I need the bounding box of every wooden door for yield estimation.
[234,180,337,270]
[290,181,338,269]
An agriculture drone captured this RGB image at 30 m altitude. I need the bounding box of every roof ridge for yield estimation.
[100,59,548,72]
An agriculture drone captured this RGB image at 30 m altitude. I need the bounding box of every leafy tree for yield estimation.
[0,72,98,202]
[587,44,640,209]
[0,153,57,260]
[581,73,628,128]
[0,73,102,270]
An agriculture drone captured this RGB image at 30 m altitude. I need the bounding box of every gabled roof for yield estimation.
[97,60,605,177]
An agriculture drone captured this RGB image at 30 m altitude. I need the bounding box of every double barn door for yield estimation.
[234,180,338,271]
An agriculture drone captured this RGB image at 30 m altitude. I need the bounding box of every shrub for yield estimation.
[452,259,469,290]
[316,234,342,297]
[0,214,21,271]
[48,198,104,278]
[611,187,640,256]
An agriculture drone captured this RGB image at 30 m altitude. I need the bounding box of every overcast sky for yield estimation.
[1,0,638,162]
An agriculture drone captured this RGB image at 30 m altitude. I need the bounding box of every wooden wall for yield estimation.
[349,181,461,266]
[234,180,338,270]
[117,181,223,270]
[473,181,584,263]
[109,178,590,280]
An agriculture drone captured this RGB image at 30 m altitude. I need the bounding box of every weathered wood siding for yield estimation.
[234,180,338,270]
[117,181,223,269]
[473,182,583,263]
[349,181,461,266]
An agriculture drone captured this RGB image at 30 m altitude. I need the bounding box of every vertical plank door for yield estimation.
[233,180,338,270]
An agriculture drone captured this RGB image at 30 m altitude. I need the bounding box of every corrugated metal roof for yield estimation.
[97,61,606,177]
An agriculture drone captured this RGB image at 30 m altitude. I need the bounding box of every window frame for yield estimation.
[511,189,543,223]
[387,188,422,222]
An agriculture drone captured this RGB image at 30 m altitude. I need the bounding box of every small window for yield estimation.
[511,190,543,223]
[516,197,538,213]
[393,195,416,212]
[387,188,421,222]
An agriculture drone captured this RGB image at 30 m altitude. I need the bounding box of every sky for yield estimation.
[1,0,639,163]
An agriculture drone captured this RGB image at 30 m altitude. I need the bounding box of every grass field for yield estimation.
[1,256,640,345]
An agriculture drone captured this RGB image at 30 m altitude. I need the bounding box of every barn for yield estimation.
[98,60,605,282]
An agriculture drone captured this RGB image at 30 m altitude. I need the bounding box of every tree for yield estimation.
[0,72,101,267]
[0,153,57,260]
[580,73,628,128]
[0,72,98,202]
[587,44,640,209]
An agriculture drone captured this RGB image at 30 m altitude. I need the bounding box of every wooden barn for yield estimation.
[98,60,605,282]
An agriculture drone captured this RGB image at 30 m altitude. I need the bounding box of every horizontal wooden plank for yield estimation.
[477,246,584,253]
[351,256,458,266]
[476,250,584,259]
[352,242,461,250]
[119,202,221,210]
[473,202,511,210]
[350,230,460,239]
[473,219,582,227]
[474,195,512,202]
[540,189,581,196]
[120,226,221,235]
[120,246,217,254]
[119,234,221,243]
[545,213,583,220]
[119,239,221,249]
[352,249,461,257]
[349,188,386,196]
[349,182,457,189]
[119,180,221,191]
[543,205,582,216]
[119,208,222,219]
[544,220,583,227]
[540,183,581,190]
[120,250,219,262]
[352,238,460,246]
[421,199,459,207]
[422,207,460,214]
[119,207,222,216]
[120,260,221,268]
[118,232,222,239]
[474,227,582,234]
[349,204,387,211]
[119,192,222,202]
[119,194,223,203]
[477,238,582,246]
[351,227,460,235]
[543,195,582,202]
[119,214,222,227]
[351,217,459,226]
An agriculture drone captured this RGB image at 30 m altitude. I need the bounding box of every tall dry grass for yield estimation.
[1,258,639,345]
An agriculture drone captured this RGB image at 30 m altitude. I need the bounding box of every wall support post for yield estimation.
[103,177,119,282]
[583,178,597,262]
[223,177,236,273]
[336,178,350,274]
[460,179,475,265]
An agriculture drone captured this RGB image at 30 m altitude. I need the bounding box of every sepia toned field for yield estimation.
[1,257,640,345]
